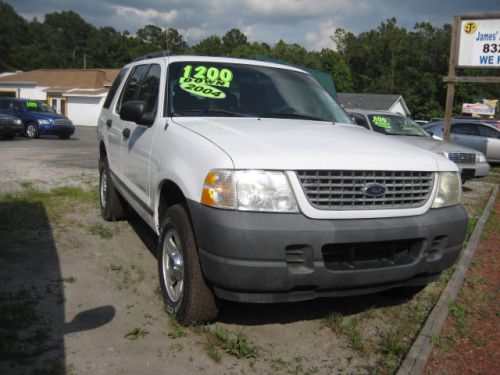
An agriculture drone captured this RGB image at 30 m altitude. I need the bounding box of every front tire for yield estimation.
[99,157,126,221]
[158,204,218,325]
[26,122,39,139]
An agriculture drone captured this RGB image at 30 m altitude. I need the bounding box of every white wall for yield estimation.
[19,86,48,100]
[389,101,407,115]
[67,96,105,126]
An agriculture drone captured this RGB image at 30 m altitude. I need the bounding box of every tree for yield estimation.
[0,2,29,71]
[222,28,248,53]
[192,35,224,56]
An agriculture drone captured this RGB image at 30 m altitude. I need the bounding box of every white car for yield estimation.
[98,54,468,324]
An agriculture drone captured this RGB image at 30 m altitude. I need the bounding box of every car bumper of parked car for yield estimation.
[456,162,490,180]
[39,124,75,136]
[188,201,468,303]
[0,124,24,136]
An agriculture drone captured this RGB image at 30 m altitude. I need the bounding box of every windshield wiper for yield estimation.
[173,108,250,117]
[260,111,327,122]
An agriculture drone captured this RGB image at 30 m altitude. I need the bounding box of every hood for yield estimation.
[173,117,456,171]
[33,112,69,121]
[393,135,481,155]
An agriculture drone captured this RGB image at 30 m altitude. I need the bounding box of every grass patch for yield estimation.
[322,313,367,354]
[167,318,186,339]
[0,186,98,231]
[124,327,149,340]
[88,223,113,239]
[203,326,260,362]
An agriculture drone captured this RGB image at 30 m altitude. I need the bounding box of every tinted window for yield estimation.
[351,113,370,129]
[0,100,9,110]
[452,123,480,136]
[116,64,149,112]
[103,68,128,109]
[137,64,161,114]
[166,61,351,123]
[13,101,23,112]
[479,125,500,138]
[366,114,428,136]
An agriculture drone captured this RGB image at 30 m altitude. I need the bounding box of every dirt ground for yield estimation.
[424,191,499,375]
[0,130,497,375]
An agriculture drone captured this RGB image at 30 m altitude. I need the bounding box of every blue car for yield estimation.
[0,98,75,139]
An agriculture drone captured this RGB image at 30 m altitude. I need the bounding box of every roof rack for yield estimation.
[131,50,171,62]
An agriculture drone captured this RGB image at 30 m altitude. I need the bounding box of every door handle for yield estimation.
[122,128,131,139]
[106,119,112,128]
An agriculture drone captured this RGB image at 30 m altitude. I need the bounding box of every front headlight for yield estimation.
[14,119,22,125]
[476,153,487,163]
[432,172,461,208]
[201,170,298,212]
[38,119,50,125]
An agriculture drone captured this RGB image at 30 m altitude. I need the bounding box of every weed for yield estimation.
[168,318,186,339]
[382,327,405,356]
[448,301,468,333]
[204,327,260,362]
[466,217,478,239]
[109,264,123,272]
[321,312,344,334]
[124,327,149,340]
[88,223,113,239]
[20,181,33,189]
[62,276,76,283]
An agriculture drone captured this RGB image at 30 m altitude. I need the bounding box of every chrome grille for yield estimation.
[296,170,435,210]
[54,119,72,126]
[447,152,475,164]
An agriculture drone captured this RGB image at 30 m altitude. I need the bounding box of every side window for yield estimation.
[103,68,129,109]
[452,123,479,136]
[479,125,500,138]
[137,64,161,115]
[351,114,370,129]
[0,100,9,110]
[116,64,149,113]
[12,101,23,112]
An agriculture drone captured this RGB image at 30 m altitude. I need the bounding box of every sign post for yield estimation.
[443,13,500,141]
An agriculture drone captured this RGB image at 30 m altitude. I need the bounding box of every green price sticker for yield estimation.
[372,116,391,129]
[180,82,226,99]
[181,65,233,88]
[26,101,38,108]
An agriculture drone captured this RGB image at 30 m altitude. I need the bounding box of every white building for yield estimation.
[0,69,119,126]
[336,93,411,116]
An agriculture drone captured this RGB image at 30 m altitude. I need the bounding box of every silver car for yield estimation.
[423,119,500,163]
[348,110,490,181]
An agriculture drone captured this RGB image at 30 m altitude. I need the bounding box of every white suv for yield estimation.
[98,54,468,324]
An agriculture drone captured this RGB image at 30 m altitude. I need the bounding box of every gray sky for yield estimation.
[6,0,500,50]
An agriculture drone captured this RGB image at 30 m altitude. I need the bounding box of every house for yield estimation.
[0,69,119,126]
[336,93,411,116]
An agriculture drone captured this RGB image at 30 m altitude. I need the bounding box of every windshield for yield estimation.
[167,61,351,123]
[25,101,56,114]
[367,114,429,136]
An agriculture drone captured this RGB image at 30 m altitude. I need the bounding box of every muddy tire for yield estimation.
[158,204,218,325]
[99,157,126,221]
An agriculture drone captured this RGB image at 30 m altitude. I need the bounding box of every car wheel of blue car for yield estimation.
[26,123,39,139]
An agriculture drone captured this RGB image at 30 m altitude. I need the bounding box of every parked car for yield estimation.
[0,98,75,139]
[0,113,24,139]
[98,54,467,324]
[414,120,428,126]
[423,120,500,163]
[348,110,490,181]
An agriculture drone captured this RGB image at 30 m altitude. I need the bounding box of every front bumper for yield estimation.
[0,124,24,136]
[39,124,75,136]
[188,200,468,303]
[456,161,490,180]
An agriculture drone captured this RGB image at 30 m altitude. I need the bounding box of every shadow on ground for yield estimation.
[0,200,115,374]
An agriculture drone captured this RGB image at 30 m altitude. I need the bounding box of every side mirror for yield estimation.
[120,101,155,127]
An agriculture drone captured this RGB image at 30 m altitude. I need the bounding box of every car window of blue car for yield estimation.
[13,101,23,112]
[25,101,56,114]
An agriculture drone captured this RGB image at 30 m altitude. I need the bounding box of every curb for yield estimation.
[396,186,498,375]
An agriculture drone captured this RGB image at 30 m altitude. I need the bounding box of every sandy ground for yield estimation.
[0,129,497,375]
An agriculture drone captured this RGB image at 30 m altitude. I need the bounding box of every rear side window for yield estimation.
[116,64,149,113]
[103,68,128,109]
[452,123,480,136]
[479,125,500,138]
[13,101,23,112]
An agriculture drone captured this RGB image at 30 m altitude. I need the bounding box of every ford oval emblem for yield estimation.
[363,183,386,197]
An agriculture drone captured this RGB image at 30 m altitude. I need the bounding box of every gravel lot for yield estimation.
[0,128,496,375]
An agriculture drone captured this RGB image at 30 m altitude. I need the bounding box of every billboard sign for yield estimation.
[457,18,500,67]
